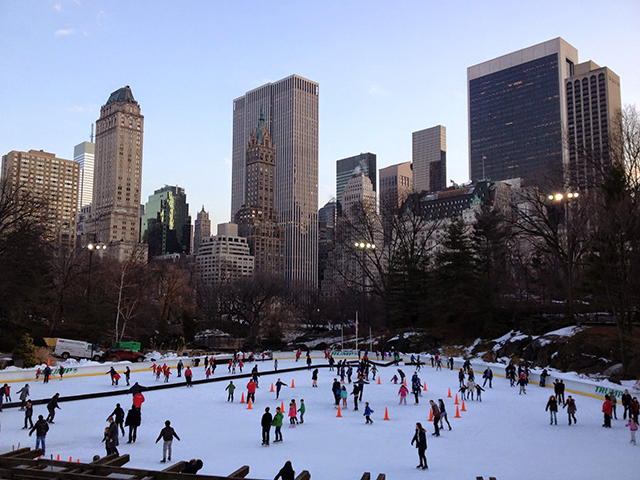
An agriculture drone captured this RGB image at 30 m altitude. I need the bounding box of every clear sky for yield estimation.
[1,0,639,228]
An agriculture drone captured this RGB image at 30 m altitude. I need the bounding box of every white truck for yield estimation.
[53,338,105,361]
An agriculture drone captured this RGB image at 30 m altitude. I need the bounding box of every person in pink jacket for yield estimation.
[398,384,409,405]
[288,402,298,427]
[625,418,637,445]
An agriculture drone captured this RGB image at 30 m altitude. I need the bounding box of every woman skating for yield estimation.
[411,422,428,469]
[545,395,558,425]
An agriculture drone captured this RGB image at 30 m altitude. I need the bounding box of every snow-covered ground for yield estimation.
[1,359,638,479]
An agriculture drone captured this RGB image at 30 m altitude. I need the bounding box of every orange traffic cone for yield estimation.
[423,381,427,391]
[291,379,295,388]
[455,405,461,418]
[247,398,252,409]
[383,407,390,421]
[56,455,60,461]
[461,399,467,412]
[47,359,51,367]
[336,405,342,418]
[270,383,274,392]
[447,388,452,398]
[403,378,407,386]
[428,408,433,421]
[281,401,285,412]
[69,457,72,462]
[77,459,80,463]
[377,377,381,385]
[455,394,459,405]
[240,392,245,403]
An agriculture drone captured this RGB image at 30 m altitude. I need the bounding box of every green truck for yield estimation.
[113,341,141,352]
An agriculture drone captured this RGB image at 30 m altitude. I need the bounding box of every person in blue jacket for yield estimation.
[364,402,374,424]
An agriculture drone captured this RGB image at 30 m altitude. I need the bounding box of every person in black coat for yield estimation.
[261,407,273,445]
[29,415,50,454]
[411,422,428,469]
[106,417,119,456]
[108,403,126,436]
[23,401,34,429]
[46,393,61,423]
[622,389,632,419]
[274,460,295,480]
[125,405,141,443]
[182,459,203,474]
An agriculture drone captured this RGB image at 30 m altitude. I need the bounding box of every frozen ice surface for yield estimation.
[0,359,638,479]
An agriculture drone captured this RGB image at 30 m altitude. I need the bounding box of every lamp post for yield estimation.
[86,243,106,336]
[353,241,375,355]
[547,192,579,322]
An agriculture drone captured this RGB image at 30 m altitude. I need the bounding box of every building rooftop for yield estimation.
[105,85,137,106]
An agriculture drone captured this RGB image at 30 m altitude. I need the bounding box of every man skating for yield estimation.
[156,420,180,463]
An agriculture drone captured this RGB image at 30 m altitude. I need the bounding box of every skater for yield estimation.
[352,384,360,410]
[397,369,406,385]
[312,368,318,387]
[0,384,6,411]
[611,393,618,420]
[35,368,41,381]
[429,400,441,436]
[247,379,257,403]
[288,402,297,427]
[412,375,421,404]
[371,364,377,380]
[29,415,49,454]
[298,399,305,424]
[275,378,287,399]
[274,359,278,372]
[46,393,61,423]
[125,367,131,386]
[631,397,640,423]
[398,384,409,405]
[59,367,64,380]
[438,399,452,430]
[448,356,454,370]
[331,378,341,406]
[391,374,399,384]
[602,395,612,428]
[625,417,638,445]
[43,365,51,383]
[363,402,374,424]
[23,400,35,429]
[125,405,141,443]
[261,407,272,445]
[272,406,284,442]
[274,460,295,480]
[458,369,465,388]
[517,374,527,395]
[106,416,119,456]
[156,420,180,463]
[341,385,348,408]
[475,383,485,401]
[17,384,30,410]
[545,395,558,425]
[467,378,476,400]
[164,368,172,383]
[184,367,193,387]
[539,369,549,387]
[3,384,11,402]
[108,367,117,386]
[564,395,577,425]
[177,360,183,377]
[226,381,236,402]
[555,379,566,404]
[622,389,632,419]
[108,403,126,436]
[411,422,428,470]
[482,367,493,388]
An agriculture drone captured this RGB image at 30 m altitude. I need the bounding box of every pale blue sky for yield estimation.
[1,0,639,228]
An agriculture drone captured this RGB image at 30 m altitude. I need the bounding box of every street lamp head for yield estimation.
[359,242,365,248]
[555,193,564,201]
[548,195,554,200]
[87,243,94,250]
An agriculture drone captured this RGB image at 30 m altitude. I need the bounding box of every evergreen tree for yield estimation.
[12,333,39,368]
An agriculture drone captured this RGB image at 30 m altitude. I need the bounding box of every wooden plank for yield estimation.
[0,448,32,458]
[294,471,311,480]
[361,474,371,480]
[374,475,385,480]
[13,450,44,460]
[162,462,187,473]
[228,465,250,478]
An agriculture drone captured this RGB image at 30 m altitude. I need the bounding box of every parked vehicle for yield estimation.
[53,338,104,361]
[107,347,145,362]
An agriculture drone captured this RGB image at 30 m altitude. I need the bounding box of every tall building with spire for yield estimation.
[231,75,319,286]
[235,111,284,275]
[93,86,144,260]
[193,206,211,255]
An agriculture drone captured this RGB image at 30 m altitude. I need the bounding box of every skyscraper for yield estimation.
[468,38,578,185]
[231,75,319,286]
[336,153,376,216]
[235,112,284,276]
[193,206,211,255]
[342,173,376,217]
[93,86,144,261]
[74,141,94,209]
[1,149,80,248]
[141,185,192,257]
[379,161,413,210]
[196,223,254,285]
[412,126,446,194]
[565,61,621,192]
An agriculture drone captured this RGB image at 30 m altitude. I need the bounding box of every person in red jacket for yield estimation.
[184,367,193,387]
[602,395,612,428]
[247,379,257,403]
